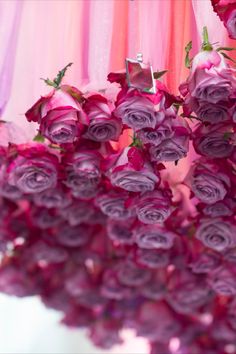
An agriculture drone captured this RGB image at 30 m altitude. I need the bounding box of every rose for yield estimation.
[189,251,221,273]
[83,94,122,142]
[195,218,236,252]
[0,265,35,297]
[26,86,86,144]
[195,100,232,124]
[137,115,173,146]
[64,149,101,196]
[167,270,212,314]
[136,248,170,269]
[201,199,235,217]
[31,207,62,229]
[184,51,236,103]
[208,265,236,295]
[7,144,58,194]
[116,261,151,287]
[107,147,160,192]
[89,320,123,350]
[149,134,189,162]
[101,270,133,300]
[107,218,134,245]
[226,8,236,39]
[134,224,176,249]
[135,189,172,224]
[211,1,236,39]
[33,187,71,209]
[24,241,68,265]
[113,94,158,131]
[65,270,91,297]
[141,276,166,300]
[54,223,92,247]
[95,193,135,220]
[59,202,95,226]
[185,159,231,204]
[193,123,234,158]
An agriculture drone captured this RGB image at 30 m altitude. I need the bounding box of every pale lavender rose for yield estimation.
[113,95,158,131]
[195,101,231,124]
[108,147,160,192]
[208,265,236,296]
[167,270,212,314]
[26,86,86,144]
[7,145,58,194]
[196,218,236,252]
[54,223,91,247]
[193,123,234,158]
[96,192,135,220]
[64,150,101,196]
[202,199,235,217]
[116,261,151,287]
[59,202,94,226]
[33,188,71,209]
[83,94,122,141]
[0,182,22,200]
[107,218,135,245]
[137,123,173,146]
[226,9,236,39]
[187,51,236,103]
[136,189,172,224]
[189,251,221,274]
[185,160,231,204]
[136,248,170,269]
[134,224,176,249]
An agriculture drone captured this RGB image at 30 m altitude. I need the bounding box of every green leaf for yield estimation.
[216,46,236,52]
[41,62,73,89]
[129,134,143,148]
[153,70,168,79]
[48,144,66,152]
[221,52,236,64]
[185,41,192,69]
[201,26,213,51]
[33,133,45,142]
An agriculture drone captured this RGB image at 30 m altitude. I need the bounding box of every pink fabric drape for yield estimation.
[1,0,233,136]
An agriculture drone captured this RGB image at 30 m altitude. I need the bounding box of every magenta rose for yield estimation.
[7,144,58,194]
[193,123,234,158]
[135,189,172,224]
[107,147,160,192]
[208,265,236,296]
[83,94,122,142]
[134,224,176,249]
[26,86,86,144]
[96,192,135,220]
[113,92,158,131]
[101,270,133,300]
[196,218,236,252]
[185,159,231,204]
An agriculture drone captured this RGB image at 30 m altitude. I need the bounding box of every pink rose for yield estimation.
[135,189,172,224]
[208,265,236,295]
[83,94,122,142]
[113,93,159,131]
[6,143,59,194]
[185,159,231,204]
[134,224,176,249]
[107,147,160,192]
[26,86,86,144]
[141,273,166,300]
[196,218,236,252]
[193,123,234,158]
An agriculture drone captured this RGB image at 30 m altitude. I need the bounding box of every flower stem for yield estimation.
[202,26,213,51]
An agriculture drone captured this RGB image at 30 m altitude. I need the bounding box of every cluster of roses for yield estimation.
[0,33,236,353]
[211,0,236,39]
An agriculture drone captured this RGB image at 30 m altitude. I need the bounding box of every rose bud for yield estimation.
[113,92,159,131]
[134,224,176,249]
[54,223,92,248]
[83,94,122,142]
[33,187,71,209]
[208,265,236,296]
[107,147,160,192]
[196,218,236,252]
[95,192,135,220]
[193,123,234,158]
[7,143,58,194]
[116,260,152,287]
[167,270,212,314]
[107,218,135,245]
[64,149,102,195]
[136,188,172,224]
[26,86,86,144]
[185,159,231,204]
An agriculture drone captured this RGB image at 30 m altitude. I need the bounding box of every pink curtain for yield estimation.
[1,0,233,136]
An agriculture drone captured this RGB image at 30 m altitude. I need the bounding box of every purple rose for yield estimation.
[0,266,35,297]
[149,134,189,162]
[116,261,151,287]
[141,277,166,300]
[33,187,71,209]
[134,224,176,249]
[189,251,221,274]
[60,202,95,226]
[83,94,122,142]
[31,207,62,229]
[136,189,172,224]
[54,223,91,247]
[196,218,236,252]
[226,9,236,39]
[114,95,158,131]
[24,241,68,265]
[107,218,135,245]
[136,248,170,269]
[201,199,235,217]
[193,123,234,158]
[185,159,231,204]
[195,101,231,124]
[96,193,135,220]
[208,265,236,296]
